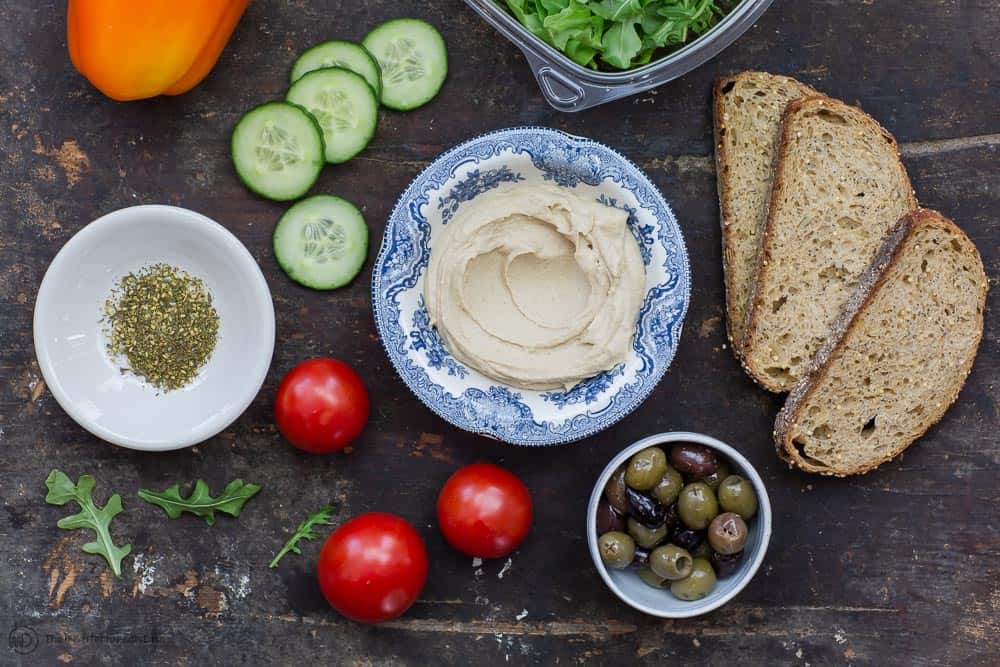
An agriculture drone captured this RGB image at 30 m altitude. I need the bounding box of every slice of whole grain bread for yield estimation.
[741,96,918,391]
[713,72,818,356]
[774,209,987,476]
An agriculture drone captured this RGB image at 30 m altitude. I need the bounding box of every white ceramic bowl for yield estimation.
[33,205,275,451]
[587,432,772,618]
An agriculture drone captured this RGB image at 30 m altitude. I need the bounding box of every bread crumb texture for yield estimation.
[744,97,916,391]
[782,212,986,474]
[715,72,817,351]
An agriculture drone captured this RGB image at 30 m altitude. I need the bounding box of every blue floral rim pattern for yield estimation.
[371,127,691,446]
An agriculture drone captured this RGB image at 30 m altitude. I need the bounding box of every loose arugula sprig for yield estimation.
[138,479,260,526]
[45,470,132,577]
[269,506,335,568]
[502,0,730,70]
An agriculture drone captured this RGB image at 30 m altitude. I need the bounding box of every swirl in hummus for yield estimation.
[424,183,645,390]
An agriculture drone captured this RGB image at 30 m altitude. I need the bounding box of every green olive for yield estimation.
[678,482,719,530]
[700,460,731,490]
[669,558,717,601]
[651,466,684,505]
[627,517,667,549]
[625,447,668,491]
[637,567,669,589]
[598,531,636,569]
[604,466,629,514]
[717,474,758,519]
[649,544,694,581]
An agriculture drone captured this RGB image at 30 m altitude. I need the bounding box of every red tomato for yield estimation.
[317,513,428,623]
[437,463,533,559]
[274,358,369,453]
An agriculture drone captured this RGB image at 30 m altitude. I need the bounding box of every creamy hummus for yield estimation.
[424,183,645,390]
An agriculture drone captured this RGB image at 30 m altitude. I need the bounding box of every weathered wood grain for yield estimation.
[0,0,997,665]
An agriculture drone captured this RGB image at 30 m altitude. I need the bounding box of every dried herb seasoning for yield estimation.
[102,263,219,392]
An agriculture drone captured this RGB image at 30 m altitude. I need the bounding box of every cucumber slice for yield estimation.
[231,102,325,201]
[363,18,448,111]
[274,195,369,290]
[290,40,382,97]
[287,67,379,164]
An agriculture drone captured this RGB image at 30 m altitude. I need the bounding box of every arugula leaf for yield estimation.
[45,470,132,577]
[538,0,570,13]
[500,0,728,70]
[601,20,643,69]
[590,0,644,22]
[505,0,547,37]
[543,2,603,50]
[564,38,600,67]
[138,479,260,526]
[269,506,335,568]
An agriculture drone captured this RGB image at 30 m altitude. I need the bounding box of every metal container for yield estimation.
[463,0,775,112]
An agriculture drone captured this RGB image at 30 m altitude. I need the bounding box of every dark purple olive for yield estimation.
[604,467,629,514]
[707,512,748,555]
[661,502,680,535]
[626,487,666,528]
[595,499,626,535]
[669,444,718,478]
[710,550,743,578]
[632,547,650,567]
[671,527,704,551]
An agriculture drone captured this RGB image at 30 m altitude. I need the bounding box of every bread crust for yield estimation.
[773,209,988,476]
[713,74,740,353]
[740,95,918,392]
[713,72,816,360]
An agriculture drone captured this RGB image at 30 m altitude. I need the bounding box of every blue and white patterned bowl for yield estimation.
[371,127,690,446]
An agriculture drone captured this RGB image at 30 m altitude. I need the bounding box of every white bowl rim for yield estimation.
[32,204,276,452]
[587,431,773,618]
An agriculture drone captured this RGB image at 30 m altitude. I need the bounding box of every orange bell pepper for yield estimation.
[67,0,250,101]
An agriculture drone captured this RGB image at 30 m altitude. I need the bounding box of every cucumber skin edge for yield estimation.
[288,40,384,98]
[362,18,448,112]
[230,101,326,202]
[272,196,370,291]
[285,67,380,164]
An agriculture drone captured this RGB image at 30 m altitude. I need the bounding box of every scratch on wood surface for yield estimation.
[257,613,636,639]
[899,133,1000,158]
[32,136,91,187]
[699,316,721,338]
[741,604,899,613]
[173,570,199,599]
[42,534,81,609]
[368,617,635,639]
[958,588,999,642]
[99,570,113,599]
[10,364,42,403]
[409,432,457,464]
[641,154,714,174]
[641,132,999,177]
[196,586,228,617]
[354,156,430,170]
[33,164,56,181]
[140,568,229,617]
[31,377,46,402]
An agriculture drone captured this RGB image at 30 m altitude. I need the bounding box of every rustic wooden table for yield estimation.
[1,1,996,664]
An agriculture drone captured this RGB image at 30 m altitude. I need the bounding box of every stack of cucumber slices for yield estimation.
[231,18,447,290]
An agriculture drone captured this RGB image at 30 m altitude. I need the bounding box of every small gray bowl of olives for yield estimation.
[587,432,772,618]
